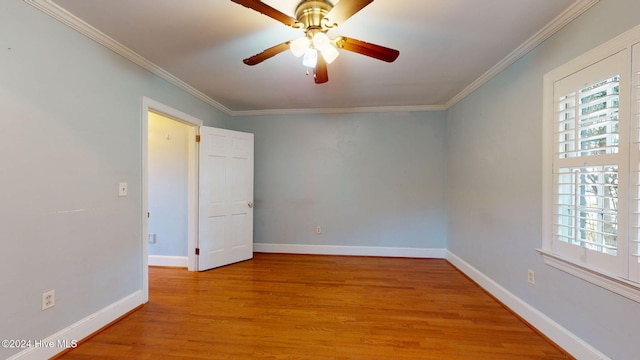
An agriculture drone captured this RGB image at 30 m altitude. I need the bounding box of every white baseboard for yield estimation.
[445,251,609,360]
[254,243,447,258]
[7,290,145,360]
[148,255,188,267]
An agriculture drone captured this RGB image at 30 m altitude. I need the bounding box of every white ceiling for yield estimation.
[37,0,592,114]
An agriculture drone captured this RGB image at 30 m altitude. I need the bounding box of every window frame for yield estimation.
[541,23,640,303]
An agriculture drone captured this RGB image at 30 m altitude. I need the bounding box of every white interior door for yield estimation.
[198,126,254,271]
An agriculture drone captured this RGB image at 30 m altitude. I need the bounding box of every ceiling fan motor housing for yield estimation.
[295,0,333,32]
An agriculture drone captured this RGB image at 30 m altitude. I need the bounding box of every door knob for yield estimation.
[248,201,254,208]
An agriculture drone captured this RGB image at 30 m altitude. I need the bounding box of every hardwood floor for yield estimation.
[56,253,571,359]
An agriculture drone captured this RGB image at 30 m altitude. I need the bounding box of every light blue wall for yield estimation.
[0,2,229,358]
[5,0,640,358]
[228,111,447,250]
[447,0,640,359]
[148,113,190,257]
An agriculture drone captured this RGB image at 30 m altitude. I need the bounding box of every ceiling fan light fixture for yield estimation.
[302,48,318,68]
[312,32,331,51]
[320,44,339,64]
[290,36,310,57]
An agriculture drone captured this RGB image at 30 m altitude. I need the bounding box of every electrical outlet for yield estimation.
[148,233,156,244]
[42,290,55,310]
[527,269,535,285]
[316,226,322,234]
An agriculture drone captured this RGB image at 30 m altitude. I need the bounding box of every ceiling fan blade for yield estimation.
[334,36,399,63]
[243,41,291,65]
[323,0,374,28]
[231,0,300,28]
[314,55,328,84]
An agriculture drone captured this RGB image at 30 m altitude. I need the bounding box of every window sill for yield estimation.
[537,249,640,304]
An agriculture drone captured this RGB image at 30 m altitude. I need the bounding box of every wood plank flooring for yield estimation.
[56,253,571,359]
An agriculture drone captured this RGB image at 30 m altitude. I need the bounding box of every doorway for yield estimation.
[141,97,254,302]
[147,112,191,267]
[142,97,201,302]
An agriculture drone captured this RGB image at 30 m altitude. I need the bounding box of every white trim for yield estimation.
[254,243,447,258]
[537,249,640,303]
[6,291,144,360]
[148,255,189,268]
[541,21,640,296]
[23,0,233,115]
[231,104,447,117]
[23,0,598,115]
[544,23,640,84]
[141,102,149,303]
[142,97,202,273]
[542,67,555,252]
[143,97,205,127]
[446,251,610,360]
[445,0,599,108]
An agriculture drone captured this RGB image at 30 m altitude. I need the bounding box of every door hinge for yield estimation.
[195,248,200,255]
[195,135,201,142]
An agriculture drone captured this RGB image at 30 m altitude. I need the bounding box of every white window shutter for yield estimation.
[551,51,628,278]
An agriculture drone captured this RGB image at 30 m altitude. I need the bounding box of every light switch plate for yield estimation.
[119,182,128,196]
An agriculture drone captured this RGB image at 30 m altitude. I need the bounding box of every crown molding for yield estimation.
[23,0,235,115]
[231,104,446,117]
[25,0,598,116]
[445,0,599,109]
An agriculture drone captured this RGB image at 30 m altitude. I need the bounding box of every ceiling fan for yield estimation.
[231,0,400,84]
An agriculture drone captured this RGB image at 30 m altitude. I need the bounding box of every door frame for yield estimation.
[142,97,202,301]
